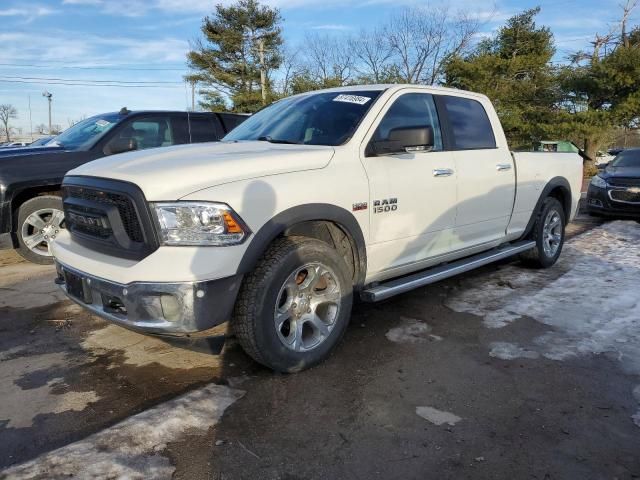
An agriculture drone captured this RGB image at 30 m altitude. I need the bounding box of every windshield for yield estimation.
[50,114,120,149]
[224,90,383,146]
[610,149,640,168]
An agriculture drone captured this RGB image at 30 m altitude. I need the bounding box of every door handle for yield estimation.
[496,164,512,171]
[433,168,454,177]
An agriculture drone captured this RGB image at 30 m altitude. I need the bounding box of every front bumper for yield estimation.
[55,260,243,335]
[586,185,640,218]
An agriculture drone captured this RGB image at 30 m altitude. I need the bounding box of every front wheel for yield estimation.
[16,195,65,265]
[232,236,353,373]
[520,197,566,268]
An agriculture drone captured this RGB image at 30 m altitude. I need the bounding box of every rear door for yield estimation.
[361,90,458,277]
[439,95,515,247]
[188,114,225,143]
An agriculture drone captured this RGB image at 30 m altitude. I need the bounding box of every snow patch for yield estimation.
[446,221,640,375]
[386,317,441,344]
[490,342,540,360]
[1,383,244,479]
[416,406,462,426]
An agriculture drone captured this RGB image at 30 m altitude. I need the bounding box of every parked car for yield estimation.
[587,147,640,219]
[52,85,582,372]
[0,109,247,264]
[29,136,55,147]
[1,141,29,148]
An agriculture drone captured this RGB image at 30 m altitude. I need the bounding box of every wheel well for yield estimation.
[547,186,571,223]
[282,220,361,288]
[11,186,62,230]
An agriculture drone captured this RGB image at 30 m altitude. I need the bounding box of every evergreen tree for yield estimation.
[186,0,283,113]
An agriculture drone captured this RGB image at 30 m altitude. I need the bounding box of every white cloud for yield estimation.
[62,0,103,4]
[311,23,353,31]
[0,5,54,16]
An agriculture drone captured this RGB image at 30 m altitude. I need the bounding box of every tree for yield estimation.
[386,6,479,84]
[0,104,17,142]
[444,8,560,147]
[35,123,47,135]
[302,33,355,86]
[186,0,283,113]
[558,6,640,163]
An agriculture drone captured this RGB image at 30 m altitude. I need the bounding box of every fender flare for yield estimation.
[521,176,572,240]
[236,203,367,289]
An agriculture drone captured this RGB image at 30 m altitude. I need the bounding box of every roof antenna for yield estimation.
[119,107,130,115]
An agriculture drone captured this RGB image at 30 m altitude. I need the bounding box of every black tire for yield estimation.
[231,236,353,373]
[16,195,64,265]
[520,197,566,268]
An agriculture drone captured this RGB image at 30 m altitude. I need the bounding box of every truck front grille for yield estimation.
[64,186,144,242]
[62,177,158,260]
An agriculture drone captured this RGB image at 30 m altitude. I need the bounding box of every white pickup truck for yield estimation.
[52,85,583,372]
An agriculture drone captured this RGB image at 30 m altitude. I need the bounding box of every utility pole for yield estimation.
[258,37,267,105]
[42,91,52,134]
[190,80,196,111]
[28,95,33,142]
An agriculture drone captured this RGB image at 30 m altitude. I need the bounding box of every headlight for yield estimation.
[590,175,607,188]
[152,202,249,246]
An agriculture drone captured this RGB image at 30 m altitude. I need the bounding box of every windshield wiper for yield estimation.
[257,136,301,145]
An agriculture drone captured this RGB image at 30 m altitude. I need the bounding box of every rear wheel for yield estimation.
[520,197,565,268]
[232,236,353,372]
[16,195,65,265]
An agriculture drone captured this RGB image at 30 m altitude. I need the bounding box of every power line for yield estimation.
[0,62,188,71]
[0,79,184,89]
[0,75,183,85]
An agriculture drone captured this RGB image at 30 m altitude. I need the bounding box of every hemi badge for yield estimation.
[352,202,368,211]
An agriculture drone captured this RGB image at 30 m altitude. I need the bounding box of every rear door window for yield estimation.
[189,115,223,143]
[171,114,190,145]
[441,96,496,150]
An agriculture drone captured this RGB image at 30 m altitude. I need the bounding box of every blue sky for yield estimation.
[0,0,637,135]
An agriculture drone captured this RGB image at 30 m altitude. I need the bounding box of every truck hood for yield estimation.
[69,141,335,200]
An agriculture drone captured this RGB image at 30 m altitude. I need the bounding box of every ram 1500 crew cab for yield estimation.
[52,85,583,372]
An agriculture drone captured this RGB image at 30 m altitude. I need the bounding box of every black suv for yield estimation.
[587,148,640,220]
[0,109,247,264]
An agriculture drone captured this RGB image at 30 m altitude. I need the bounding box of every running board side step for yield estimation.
[360,241,536,302]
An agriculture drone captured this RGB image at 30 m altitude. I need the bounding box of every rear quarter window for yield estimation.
[442,96,496,150]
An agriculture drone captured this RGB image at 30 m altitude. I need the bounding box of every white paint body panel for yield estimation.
[52,84,583,289]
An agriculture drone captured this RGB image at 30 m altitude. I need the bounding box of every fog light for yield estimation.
[589,198,603,207]
[160,294,182,322]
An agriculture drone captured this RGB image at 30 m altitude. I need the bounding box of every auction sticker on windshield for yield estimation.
[333,94,371,105]
[95,119,111,127]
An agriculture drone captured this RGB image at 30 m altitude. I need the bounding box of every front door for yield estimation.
[360,91,458,278]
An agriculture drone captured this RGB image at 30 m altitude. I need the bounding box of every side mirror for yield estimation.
[107,137,138,155]
[368,126,434,156]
